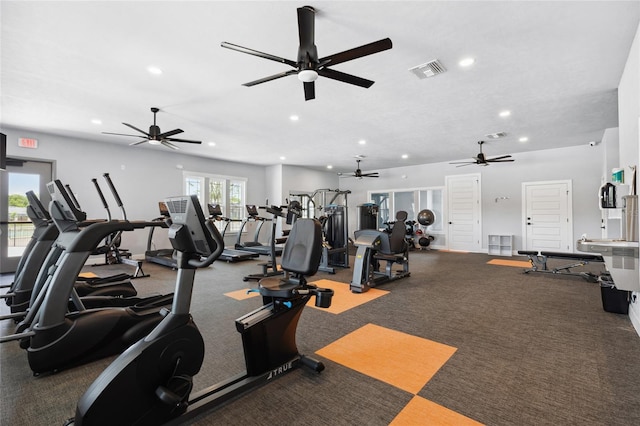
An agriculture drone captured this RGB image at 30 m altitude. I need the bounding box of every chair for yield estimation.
[372,210,410,278]
[387,210,409,254]
[258,218,333,308]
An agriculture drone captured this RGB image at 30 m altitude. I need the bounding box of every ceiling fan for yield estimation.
[102,107,202,150]
[450,141,514,167]
[339,159,379,179]
[220,5,392,101]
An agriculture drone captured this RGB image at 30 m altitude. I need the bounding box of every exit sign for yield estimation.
[18,137,38,149]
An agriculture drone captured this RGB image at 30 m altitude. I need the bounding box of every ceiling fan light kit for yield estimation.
[298,69,318,82]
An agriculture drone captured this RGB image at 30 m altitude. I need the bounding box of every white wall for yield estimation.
[282,165,340,201]
[619,23,640,166]
[617,23,640,333]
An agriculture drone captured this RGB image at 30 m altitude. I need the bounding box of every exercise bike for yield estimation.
[69,194,333,425]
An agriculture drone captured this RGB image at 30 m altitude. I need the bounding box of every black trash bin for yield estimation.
[600,275,630,314]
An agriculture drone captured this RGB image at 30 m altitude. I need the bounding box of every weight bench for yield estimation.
[517,250,605,282]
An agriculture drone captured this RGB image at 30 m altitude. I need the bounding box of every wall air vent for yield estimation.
[485,132,507,139]
[408,60,446,79]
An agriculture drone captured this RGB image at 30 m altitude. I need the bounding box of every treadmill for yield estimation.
[207,204,258,262]
[144,202,176,269]
[235,204,283,256]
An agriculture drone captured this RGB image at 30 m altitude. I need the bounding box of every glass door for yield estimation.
[0,158,53,274]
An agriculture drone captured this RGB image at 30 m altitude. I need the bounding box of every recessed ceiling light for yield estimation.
[208,142,216,147]
[459,57,475,67]
[499,110,511,117]
[289,115,299,121]
[91,119,102,125]
[280,156,286,161]
[147,66,163,75]
[401,154,408,159]
[519,137,529,143]
[327,165,333,169]
[358,139,366,145]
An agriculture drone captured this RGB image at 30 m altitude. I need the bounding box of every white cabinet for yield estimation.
[488,234,512,256]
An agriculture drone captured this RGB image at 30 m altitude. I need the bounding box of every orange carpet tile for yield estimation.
[316,323,457,394]
[390,396,484,426]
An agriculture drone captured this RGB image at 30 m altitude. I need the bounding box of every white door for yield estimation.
[522,180,573,252]
[446,174,481,252]
[0,158,53,273]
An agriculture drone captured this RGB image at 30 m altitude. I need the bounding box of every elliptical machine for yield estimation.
[69,195,333,425]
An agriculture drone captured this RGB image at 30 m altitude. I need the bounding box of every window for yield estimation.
[418,188,443,232]
[371,192,390,229]
[368,187,444,235]
[183,172,247,233]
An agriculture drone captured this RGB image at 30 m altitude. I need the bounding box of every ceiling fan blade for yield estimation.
[455,163,476,168]
[361,174,379,178]
[161,141,180,150]
[487,159,515,163]
[319,38,392,67]
[297,6,315,52]
[122,122,149,136]
[487,155,512,161]
[243,70,298,87]
[165,138,202,144]
[158,128,183,139]
[102,132,146,138]
[304,81,315,101]
[318,68,375,88]
[220,42,297,68]
[129,139,149,146]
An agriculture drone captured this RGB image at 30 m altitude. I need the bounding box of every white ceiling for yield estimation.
[1,1,639,174]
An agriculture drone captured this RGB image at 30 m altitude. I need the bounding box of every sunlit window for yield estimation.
[183,172,247,233]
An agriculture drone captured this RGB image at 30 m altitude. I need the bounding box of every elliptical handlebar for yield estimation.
[91,178,112,221]
[64,184,82,210]
[103,173,127,220]
[188,220,224,269]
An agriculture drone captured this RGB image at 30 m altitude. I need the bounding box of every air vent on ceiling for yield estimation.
[485,132,507,139]
[409,60,446,79]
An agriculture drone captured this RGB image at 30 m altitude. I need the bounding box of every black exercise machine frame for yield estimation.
[518,250,605,282]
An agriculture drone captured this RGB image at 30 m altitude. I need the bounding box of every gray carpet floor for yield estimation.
[2,250,640,425]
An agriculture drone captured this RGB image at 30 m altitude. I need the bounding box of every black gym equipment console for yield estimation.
[69,195,333,425]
